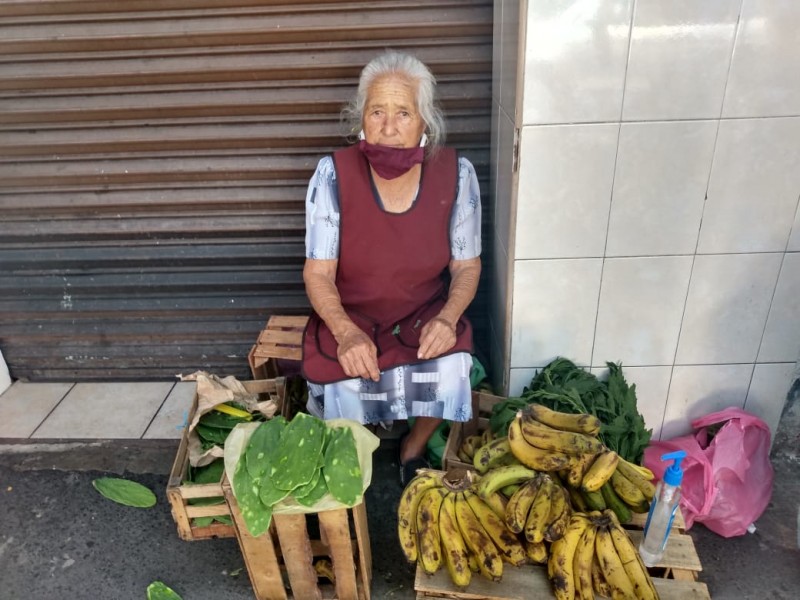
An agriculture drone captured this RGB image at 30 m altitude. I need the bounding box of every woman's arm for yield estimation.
[303,258,380,381]
[417,256,481,360]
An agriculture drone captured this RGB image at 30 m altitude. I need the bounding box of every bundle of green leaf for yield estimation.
[489,358,651,464]
[195,403,261,452]
[232,413,363,537]
[183,459,231,527]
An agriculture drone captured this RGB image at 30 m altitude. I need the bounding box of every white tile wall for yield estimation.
[723,0,800,118]
[593,256,693,366]
[606,121,717,257]
[510,258,602,368]
[500,0,521,117]
[698,117,800,254]
[746,362,799,439]
[516,124,618,259]
[522,0,633,124]
[661,364,753,440]
[676,253,782,364]
[509,367,540,397]
[622,0,740,121]
[759,252,800,363]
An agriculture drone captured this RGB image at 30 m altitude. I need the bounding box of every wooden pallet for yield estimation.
[414,509,709,599]
[222,476,372,600]
[248,315,309,379]
[166,377,285,541]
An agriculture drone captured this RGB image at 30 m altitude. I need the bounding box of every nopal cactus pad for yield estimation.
[245,416,286,480]
[271,413,327,491]
[323,426,362,506]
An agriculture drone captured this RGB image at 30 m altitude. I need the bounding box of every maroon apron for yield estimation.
[302,145,473,384]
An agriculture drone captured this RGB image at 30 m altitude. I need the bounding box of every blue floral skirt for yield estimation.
[306,352,473,424]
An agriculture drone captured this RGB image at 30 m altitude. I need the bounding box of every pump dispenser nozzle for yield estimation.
[661,450,686,487]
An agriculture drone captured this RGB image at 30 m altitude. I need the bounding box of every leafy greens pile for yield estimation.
[489,357,652,464]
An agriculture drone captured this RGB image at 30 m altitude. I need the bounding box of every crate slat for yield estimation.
[318,509,358,600]
[275,513,321,600]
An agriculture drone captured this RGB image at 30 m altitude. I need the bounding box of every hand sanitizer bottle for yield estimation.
[639,450,686,567]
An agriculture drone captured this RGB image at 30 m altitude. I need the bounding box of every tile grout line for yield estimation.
[140,381,177,440]
[28,382,76,439]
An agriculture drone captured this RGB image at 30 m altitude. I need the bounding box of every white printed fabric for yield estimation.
[306,352,473,424]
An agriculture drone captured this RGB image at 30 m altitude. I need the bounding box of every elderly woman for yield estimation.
[301,50,482,484]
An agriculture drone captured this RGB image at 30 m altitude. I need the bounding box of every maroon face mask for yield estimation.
[358,140,424,180]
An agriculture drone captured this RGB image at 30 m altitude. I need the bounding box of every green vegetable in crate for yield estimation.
[198,410,250,430]
[92,477,156,508]
[272,412,328,491]
[293,431,329,501]
[233,458,272,537]
[245,416,287,479]
[195,423,229,446]
[323,426,363,506]
[146,581,183,600]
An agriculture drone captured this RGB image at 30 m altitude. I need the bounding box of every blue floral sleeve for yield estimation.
[304,156,340,259]
[450,157,482,260]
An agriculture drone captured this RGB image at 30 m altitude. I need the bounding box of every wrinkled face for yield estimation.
[362,75,426,148]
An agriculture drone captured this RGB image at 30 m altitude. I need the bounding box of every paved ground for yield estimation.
[1,439,798,600]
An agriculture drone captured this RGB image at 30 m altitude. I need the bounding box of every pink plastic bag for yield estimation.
[643,407,774,537]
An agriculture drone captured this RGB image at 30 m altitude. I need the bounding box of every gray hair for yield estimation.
[341,50,446,154]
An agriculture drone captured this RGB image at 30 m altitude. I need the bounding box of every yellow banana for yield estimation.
[524,539,548,564]
[473,436,513,474]
[611,469,647,507]
[527,403,602,435]
[581,450,620,493]
[457,447,472,463]
[594,525,637,599]
[618,457,655,481]
[415,487,447,575]
[481,427,493,447]
[505,476,543,533]
[519,411,605,456]
[465,489,527,567]
[616,458,656,500]
[453,492,503,581]
[608,521,658,600]
[314,558,335,582]
[592,555,613,598]
[476,463,537,499]
[466,551,480,573]
[397,471,443,563]
[544,483,572,542]
[212,402,253,420]
[482,490,509,520]
[547,513,590,600]
[573,523,598,600]
[460,434,483,460]
[508,418,574,471]
[439,492,471,588]
[567,452,595,488]
[524,475,555,543]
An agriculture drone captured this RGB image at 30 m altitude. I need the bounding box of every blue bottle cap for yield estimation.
[661,450,686,487]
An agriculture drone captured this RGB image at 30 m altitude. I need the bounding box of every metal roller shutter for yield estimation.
[0,0,493,381]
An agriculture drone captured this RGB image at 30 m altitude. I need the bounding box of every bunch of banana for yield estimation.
[457,427,494,463]
[507,405,604,473]
[398,468,530,589]
[504,472,573,545]
[472,435,521,473]
[577,456,656,524]
[548,509,660,600]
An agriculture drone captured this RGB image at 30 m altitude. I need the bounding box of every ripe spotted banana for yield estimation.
[547,513,590,600]
[611,469,647,508]
[519,411,605,456]
[573,523,598,600]
[526,403,602,436]
[616,457,656,500]
[397,471,443,563]
[473,436,513,474]
[592,554,613,598]
[416,486,447,575]
[509,418,574,471]
[453,492,503,581]
[566,452,595,488]
[464,490,527,567]
[608,518,658,600]
[314,558,335,583]
[460,434,483,461]
[505,476,542,533]
[439,491,472,588]
[618,457,655,482]
[524,539,548,564]
[581,450,620,492]
[524,475,555,543]
[544,483,572,543]
[594,524,637,599]
[476,463,537,500]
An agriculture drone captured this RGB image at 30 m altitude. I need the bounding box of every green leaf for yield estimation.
[146,581,183,600]
[93,477,156,508]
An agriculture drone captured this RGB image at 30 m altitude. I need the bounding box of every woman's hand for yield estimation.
[417,316,456,360]
[337,328,381,381]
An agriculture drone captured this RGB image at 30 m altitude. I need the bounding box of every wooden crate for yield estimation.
[442,391,505,471]
[166,377,286,541]
[248,315,309,379]
[222,476,372,600]
[415,509,709,599]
